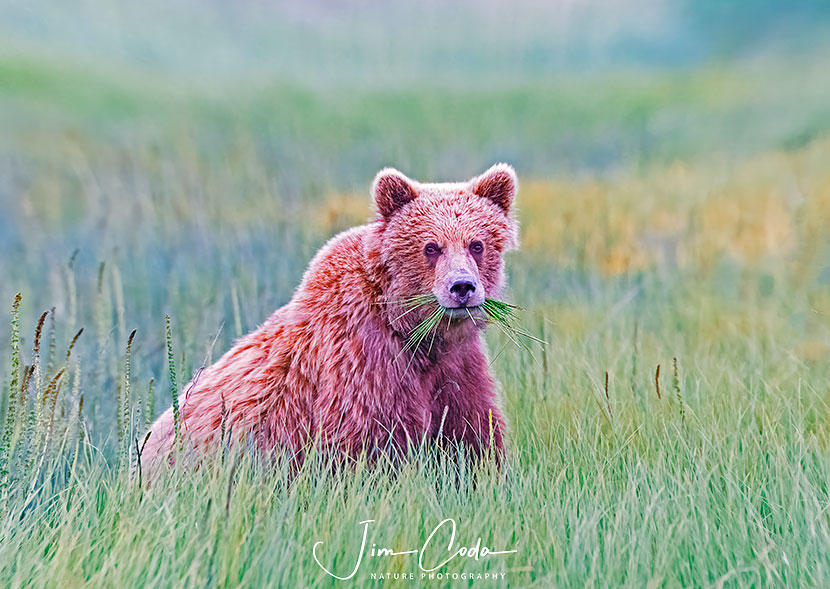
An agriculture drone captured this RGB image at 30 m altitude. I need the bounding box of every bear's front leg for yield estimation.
[430,376,506,460]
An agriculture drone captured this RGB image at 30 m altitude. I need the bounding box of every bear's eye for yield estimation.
[424,242,442,257]
[469,240,484,255]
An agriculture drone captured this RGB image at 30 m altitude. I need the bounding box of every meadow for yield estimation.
[2,2,830,586]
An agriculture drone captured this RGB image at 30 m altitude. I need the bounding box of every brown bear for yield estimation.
[141,164,519,473]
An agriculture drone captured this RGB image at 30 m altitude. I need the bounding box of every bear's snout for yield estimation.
[437,265,485,309]
[449,278,477,306]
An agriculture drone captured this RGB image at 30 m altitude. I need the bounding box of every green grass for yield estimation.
[2,272,830,586]
[395,295,542,360]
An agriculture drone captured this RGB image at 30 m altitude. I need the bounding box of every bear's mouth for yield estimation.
[389,294,487,325]
[442,306,486,320]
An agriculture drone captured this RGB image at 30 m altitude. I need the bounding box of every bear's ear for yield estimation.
[372,168,419,218]
[470,163,517,213]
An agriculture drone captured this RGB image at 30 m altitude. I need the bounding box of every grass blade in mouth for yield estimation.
[378,293,437,307]
[481,298,545,347]
[395,294,544,362]
[395,304,444,365]
[380,294,439,323]
[405,306,444,350]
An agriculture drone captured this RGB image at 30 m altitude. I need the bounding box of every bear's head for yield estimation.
[371,164,519,336]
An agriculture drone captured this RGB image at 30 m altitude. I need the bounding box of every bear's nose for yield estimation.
[449,280,476,305]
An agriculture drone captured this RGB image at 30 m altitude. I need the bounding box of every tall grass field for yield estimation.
[2,1,830,586]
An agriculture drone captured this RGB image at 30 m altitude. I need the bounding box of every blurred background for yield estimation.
[1,0,829,438]
[3,0,830,181]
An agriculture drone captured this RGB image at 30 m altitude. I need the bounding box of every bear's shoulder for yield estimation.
[293,223,379,306]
